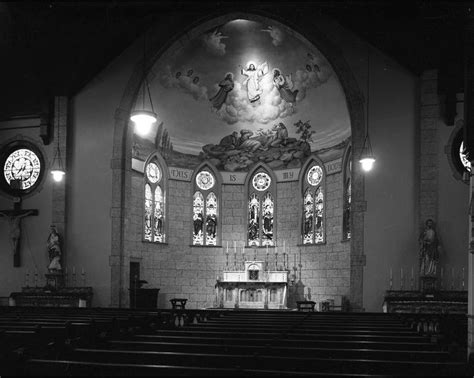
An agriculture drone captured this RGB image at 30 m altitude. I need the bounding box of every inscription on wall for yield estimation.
[169,167,193,181]
[275,168,300,182]
[221,172,247,185]
[324,158,342,175]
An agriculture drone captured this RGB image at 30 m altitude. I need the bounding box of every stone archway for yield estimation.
[111,11,366,309]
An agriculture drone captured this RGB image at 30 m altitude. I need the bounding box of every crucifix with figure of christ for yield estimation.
[0,183,38,267]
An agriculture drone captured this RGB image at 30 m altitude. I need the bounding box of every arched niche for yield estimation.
[111,11,366,309]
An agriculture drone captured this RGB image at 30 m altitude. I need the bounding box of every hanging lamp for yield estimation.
[130,30,157,136]
[50,97,66,182]
[359,46,376,172]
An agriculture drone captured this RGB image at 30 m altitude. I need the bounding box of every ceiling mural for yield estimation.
[133,19,351,171]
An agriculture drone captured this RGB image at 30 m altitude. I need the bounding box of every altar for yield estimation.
[216,261,288,309]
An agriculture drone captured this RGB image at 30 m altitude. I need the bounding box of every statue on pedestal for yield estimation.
[47,225,62,271]
[419,219,440,277]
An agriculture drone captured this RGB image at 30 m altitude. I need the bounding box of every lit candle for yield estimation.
[234,241,236,253]
[242,246,245,255]
[283,240,285,254]
[226,241,229,254]
[266,244,269,255]
[390,267,392,280]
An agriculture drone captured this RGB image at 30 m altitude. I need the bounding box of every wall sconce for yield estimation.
[130,31,157,137]
[359,47,376,172]
[50,97,65,182]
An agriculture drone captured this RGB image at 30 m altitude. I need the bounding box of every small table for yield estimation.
[296,300,316,311]
[170,298,187,309]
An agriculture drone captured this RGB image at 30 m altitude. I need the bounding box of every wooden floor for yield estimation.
[0,307,472,376]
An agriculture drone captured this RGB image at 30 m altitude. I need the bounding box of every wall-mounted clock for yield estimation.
[0,140,45,197]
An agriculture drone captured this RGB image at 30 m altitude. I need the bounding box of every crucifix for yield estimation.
[0,181,38,267]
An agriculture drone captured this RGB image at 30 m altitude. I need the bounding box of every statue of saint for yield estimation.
[419,219,439,276]
[47,225,62,271]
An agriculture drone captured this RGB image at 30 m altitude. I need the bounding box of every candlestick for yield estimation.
[226,241,229,254]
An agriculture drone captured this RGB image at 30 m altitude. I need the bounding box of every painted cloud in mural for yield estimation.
[143,18,350,161]
[159,66,208,101]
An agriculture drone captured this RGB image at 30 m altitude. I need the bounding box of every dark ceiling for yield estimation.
[1,1,473,120]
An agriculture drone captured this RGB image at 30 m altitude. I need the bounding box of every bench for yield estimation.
[296,301,316,311]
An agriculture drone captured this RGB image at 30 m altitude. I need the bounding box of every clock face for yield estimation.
[0,141,45,196]
[146,162,161,183]
[3,148,42,190]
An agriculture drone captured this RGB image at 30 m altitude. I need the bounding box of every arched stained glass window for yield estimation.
[192,168,219,246]
[193,191,204,245]
[144,157,166,243]
[154,187,164,242]
[248,169,275,246]
[343,147,352,240]
[144,184,153,241]
[302,161,325,244]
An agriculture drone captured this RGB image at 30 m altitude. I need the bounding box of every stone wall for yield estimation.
[124,162,350,310]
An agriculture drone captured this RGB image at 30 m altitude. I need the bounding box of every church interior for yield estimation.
[0,1,474,375]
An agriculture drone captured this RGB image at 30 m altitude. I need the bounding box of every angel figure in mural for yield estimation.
[240,61,269,103]
[273,68,298,103]
[419,219,440,276]
[209,73,234,110]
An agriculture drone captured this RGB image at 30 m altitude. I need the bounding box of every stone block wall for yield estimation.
[124,164,350,309]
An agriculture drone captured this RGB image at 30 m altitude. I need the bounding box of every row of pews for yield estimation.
[0,306,473,376]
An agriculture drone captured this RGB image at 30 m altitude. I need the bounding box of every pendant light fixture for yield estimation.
[359,46,376,172]
[130,30,157,136]
[50,97,66,182]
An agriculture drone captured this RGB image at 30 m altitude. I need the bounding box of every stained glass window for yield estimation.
[248,194,261,246]
[144,157,166,243]
[193,191,204,245]
[343,148,352,240]
[460,141,472,173]
[196,170,215,190]
[206,192,218,245]
[248,169,275,246]
[144,184,153,241]
[192,168,219,246]
[302,162,325,244]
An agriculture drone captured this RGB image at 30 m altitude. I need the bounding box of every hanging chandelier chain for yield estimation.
[366,45,370,138]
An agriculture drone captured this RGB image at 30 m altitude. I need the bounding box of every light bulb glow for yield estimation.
[51,169,65,182]
[360,157,375,172]
[131,110,157,137]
